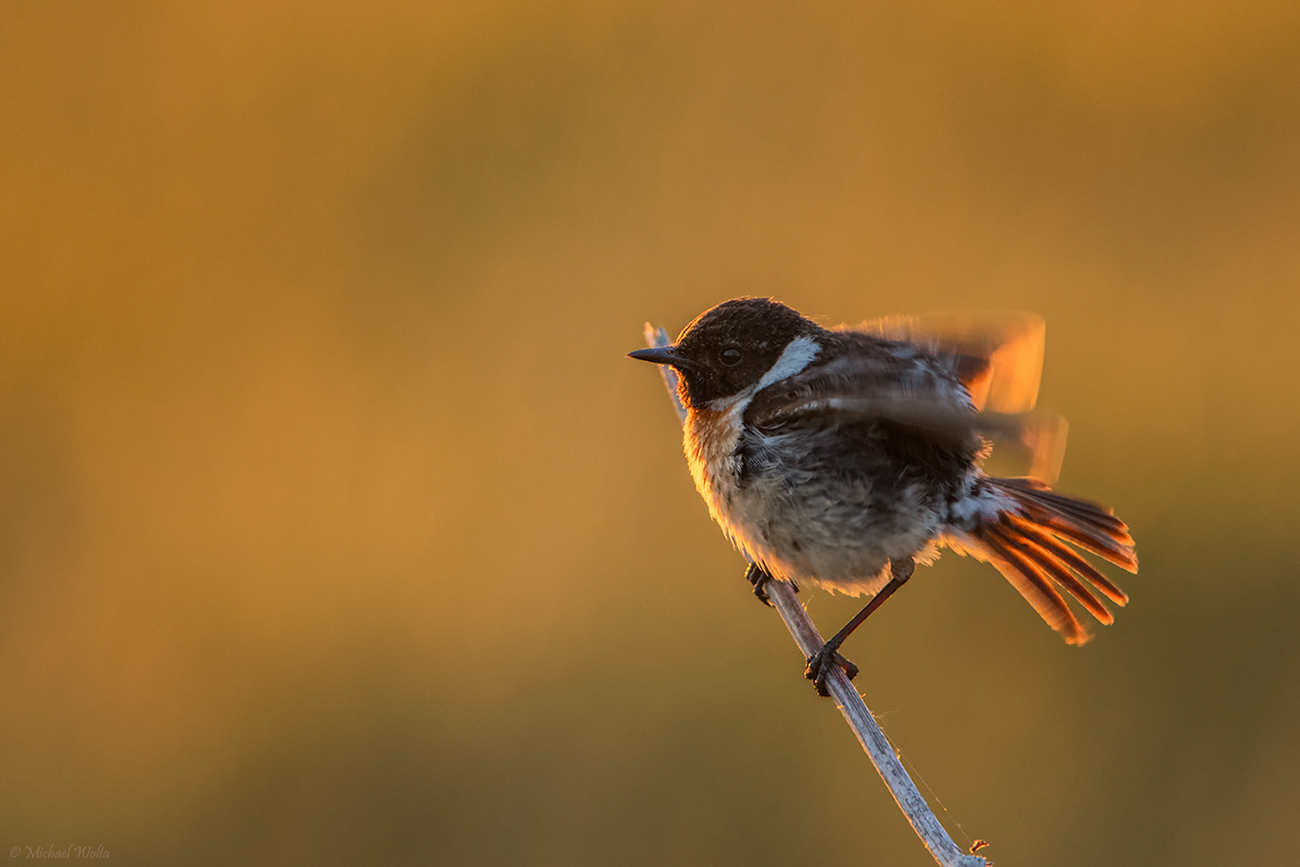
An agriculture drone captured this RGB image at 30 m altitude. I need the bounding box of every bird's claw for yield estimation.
[744,564,797,606]
[745,564,773,606]
[804,645,859,697]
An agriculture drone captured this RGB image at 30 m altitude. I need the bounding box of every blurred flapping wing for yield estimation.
[849,311,1046,414]
[749,313,1067,482]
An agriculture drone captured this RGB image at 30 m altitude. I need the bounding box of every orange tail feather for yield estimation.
[961,478,1137,644]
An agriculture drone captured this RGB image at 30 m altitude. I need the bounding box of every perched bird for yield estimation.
[629,298,1137,694]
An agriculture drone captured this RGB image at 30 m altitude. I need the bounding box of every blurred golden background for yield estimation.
[2,2,1299,864]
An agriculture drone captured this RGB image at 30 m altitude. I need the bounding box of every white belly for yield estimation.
[684,407,940,597]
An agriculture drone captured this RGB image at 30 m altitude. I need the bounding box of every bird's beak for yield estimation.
[627,345,683,367]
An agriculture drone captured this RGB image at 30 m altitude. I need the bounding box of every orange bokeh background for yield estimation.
[2,2,1298,864]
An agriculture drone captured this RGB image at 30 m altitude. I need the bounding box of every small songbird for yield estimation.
[629,297,1137,694]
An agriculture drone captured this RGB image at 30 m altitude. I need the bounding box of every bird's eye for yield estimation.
[720,348,742,367]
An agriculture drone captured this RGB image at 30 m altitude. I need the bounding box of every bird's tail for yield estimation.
[947,477,1138,645]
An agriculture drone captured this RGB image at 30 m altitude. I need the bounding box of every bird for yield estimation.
[628,297,1137,694]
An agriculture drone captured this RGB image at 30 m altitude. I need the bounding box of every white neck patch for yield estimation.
[757,335,820,390]
[704,334,822,413]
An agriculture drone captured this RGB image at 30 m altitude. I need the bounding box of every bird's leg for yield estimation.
[805,556,915,696]
[744,562,797,606]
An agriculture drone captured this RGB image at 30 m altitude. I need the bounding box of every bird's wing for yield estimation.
[843,311,1046,414]
[845,312,1064,481]
[746,338,1067,482]
[744,351,988,448]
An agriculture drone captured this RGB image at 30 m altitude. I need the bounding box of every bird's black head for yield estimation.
[628,298,823,408]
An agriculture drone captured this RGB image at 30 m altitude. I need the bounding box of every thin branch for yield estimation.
[643,324,989,867]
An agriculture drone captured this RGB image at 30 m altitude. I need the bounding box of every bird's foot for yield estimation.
[804,643,859,697]
[744,563,796,606]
